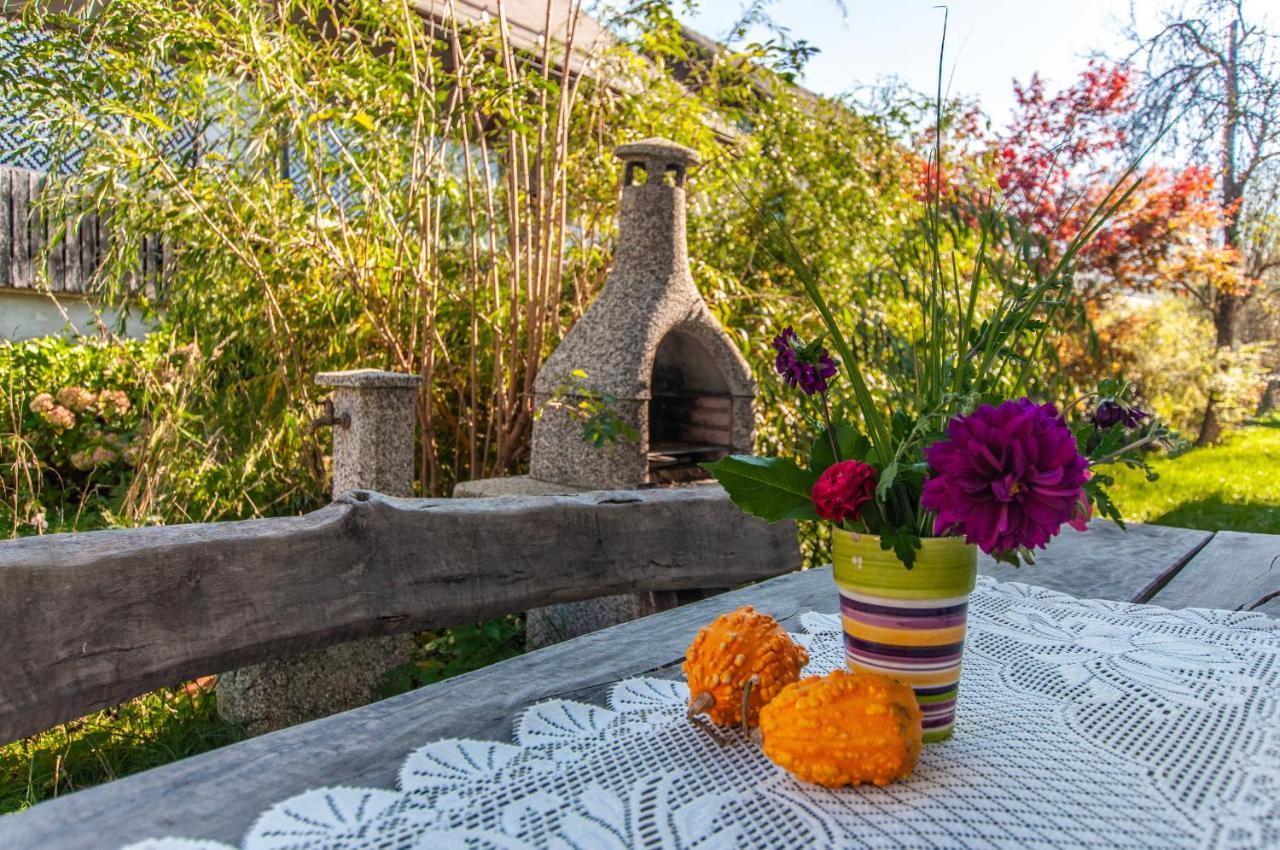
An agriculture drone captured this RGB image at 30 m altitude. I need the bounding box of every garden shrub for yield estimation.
[0,335,157,535]
[1090,297,1269,435]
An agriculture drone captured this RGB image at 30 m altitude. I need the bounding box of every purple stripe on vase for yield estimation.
[839,595,969,620]
[838,586,970,743]
[845,649,964,673]
[844,634,967,659]
[842,606,971,630]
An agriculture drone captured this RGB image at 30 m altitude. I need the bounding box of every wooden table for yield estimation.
[2,521,1276,849]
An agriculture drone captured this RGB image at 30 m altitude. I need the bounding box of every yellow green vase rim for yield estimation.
[832,530,978,599]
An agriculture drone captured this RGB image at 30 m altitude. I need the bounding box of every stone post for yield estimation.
[216,369,423,735]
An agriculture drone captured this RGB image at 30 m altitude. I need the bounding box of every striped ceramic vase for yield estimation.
[833,531,978,743]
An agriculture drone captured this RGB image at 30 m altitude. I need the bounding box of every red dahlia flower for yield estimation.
[921,399,1089,554]
[812,459,878,524]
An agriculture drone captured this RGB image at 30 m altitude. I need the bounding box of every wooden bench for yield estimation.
[0,486,800,744]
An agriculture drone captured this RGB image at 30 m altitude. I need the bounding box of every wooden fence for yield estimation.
[0,486,800,743]
[0,164,165,296]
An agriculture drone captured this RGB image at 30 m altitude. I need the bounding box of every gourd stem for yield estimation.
[740,675,760,735]
[687,691,715,720]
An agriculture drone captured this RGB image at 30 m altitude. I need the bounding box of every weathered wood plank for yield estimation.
[0,487,799,744]
[64,211,82,294]
[0,566,836,850]
[0,168,11,288]
[84,211,100,290]
[43,184,66,293]
[9,167,30,289]
[0,167,166,295]
[27,170,44,289]
[1148,530,1280,614]
[978,520,1212,603]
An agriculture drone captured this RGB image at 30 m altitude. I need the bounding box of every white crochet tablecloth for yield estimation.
[125,578,1280,850]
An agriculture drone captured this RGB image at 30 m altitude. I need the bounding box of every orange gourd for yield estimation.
[684,606,809,728]
[759,669,923,787]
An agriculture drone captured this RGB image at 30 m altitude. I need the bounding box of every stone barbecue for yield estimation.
[532,137,755,488]
[456,136,757,645]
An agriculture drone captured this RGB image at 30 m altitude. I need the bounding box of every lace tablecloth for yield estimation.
[125,577,1280,850]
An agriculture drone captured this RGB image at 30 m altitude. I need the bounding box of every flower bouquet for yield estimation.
[706,175,1173,742]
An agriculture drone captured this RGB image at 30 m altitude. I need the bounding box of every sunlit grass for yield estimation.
[1106,417,1280,534]
[0,682,242,815]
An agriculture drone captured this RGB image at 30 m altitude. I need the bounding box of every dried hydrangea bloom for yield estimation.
[45,405,76,430]
[57,386,97,413]
[90,446,118,466]
[97,389,132,416]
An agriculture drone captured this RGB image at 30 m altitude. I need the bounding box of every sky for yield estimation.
[681,0,1167,127]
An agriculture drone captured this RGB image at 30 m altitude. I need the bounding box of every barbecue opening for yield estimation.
[647,330,734,484]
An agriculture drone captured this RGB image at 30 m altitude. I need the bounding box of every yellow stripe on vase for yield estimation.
[846,659,962,688]
[841,615,968,647]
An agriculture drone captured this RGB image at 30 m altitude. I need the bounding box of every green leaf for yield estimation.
[808,422,869,472]
[702,455,819,522]
[878,525,921,569]
[876,459,899,502]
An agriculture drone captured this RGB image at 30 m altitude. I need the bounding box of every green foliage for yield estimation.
[0,683,242,815]
[701,455,819,521]
[1084,297,1271,435]
[0,0,915,525]
[378,616,525,698]
[0,336,159,535]
[536,369,639,449]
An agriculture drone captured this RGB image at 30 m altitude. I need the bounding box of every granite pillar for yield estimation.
[217,370,423,735]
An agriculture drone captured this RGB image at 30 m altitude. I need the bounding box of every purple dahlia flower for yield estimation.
[772,327,837,395]
[1091,399,1150,430]
[921,399,1090,554]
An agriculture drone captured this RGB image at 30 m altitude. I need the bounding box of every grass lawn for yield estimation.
[1105,417,1280,535]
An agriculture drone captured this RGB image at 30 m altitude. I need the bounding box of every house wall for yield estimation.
[0,289,144,340]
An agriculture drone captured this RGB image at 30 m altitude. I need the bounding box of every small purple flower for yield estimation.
[1091,400,1150,430]
[772,327,838,395]
[921,399,1090,555]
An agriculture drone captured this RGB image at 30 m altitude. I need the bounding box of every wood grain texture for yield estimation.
[9,167,30,289]
[1148,530,1280,615]
[977,520,1212,603]
[26,171,42,289]
[0,168,11,288]
[0,487,800,744]
[0,568,835,850]
[64,213,82,293]
[0,166,116,295]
